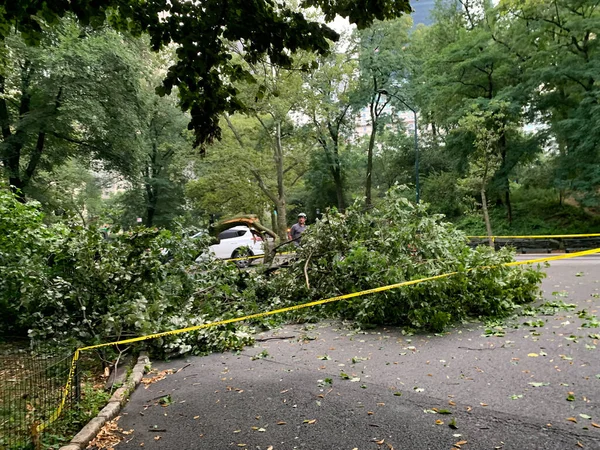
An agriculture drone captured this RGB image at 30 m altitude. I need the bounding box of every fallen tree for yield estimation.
[263,186,545,331]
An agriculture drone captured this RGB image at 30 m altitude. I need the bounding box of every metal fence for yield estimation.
[0,349,79,450]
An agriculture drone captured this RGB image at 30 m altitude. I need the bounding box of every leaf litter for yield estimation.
[86,416,133,450]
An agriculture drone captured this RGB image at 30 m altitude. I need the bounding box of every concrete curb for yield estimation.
[58,352,150,450]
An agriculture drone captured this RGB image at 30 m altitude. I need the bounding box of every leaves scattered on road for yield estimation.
[87,416,133,449]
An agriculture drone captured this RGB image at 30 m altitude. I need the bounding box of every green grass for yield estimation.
[455,187,600,236]
[41,383,110,449]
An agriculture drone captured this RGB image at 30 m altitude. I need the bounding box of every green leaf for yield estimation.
[448,418,458,429]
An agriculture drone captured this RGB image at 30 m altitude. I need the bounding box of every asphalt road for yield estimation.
[112,257,600,450]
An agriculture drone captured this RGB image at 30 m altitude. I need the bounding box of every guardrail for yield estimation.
[467,233,600,254]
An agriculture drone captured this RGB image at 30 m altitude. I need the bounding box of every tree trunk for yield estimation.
[481,186,494,249]
[276,202,287,242]
[330,135,346,212]
[505,188,512,224]
[365,103,377,208]
[271,209,278,236]
[559,189,564,206]
[333,169,345,212]
[274,121,288,240]
[498,133,512,224]
[145,185,157,227]
[326,119,347,212]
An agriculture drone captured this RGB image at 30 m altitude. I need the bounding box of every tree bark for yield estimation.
[270,209,278,236]
[2,63,33,201]
[144,143,160,227]
[0,76,11,142]
[274,121,287,238]
[481,187,494,249]
[327,120,346,212]
[229,115,289,241]
[498,132,512,224]
[333,169,345,213]
[145,186,157,227]
[481,163,494,249]
[365,102,377,208]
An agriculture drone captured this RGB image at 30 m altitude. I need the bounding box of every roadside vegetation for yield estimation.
[1,185,545,357]
[0,0,598,446]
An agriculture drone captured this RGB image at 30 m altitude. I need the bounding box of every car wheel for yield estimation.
[232,247,253,268]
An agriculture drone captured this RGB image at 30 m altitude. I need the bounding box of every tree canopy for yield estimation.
[0,0,412,148]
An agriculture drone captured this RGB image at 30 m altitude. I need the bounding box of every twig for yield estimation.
[255,336,296,342]
[110,346,131,394]
[176,364,191,373]
[194,285,216,296]
[304,251,313,289]
[458,346,497,351]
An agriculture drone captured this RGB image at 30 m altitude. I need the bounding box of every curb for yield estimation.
[58,352,150,450]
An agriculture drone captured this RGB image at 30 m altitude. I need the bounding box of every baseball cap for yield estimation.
[298,212,307,218]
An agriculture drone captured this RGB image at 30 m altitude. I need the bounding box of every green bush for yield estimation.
[0,188,66,335]
[264,187,545,331]
[27,225,260,357]
[0,187,258,357]
[421,170,467,219]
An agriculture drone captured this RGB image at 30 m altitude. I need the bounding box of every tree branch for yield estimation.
[0,76,12,141]
[248,166,279,205]
[224,114,246,148]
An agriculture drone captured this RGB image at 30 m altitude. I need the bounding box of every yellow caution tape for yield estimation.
[224,253,265,262]
[37,246,600,433]
[36,349,80,433]
[468,233,600,239]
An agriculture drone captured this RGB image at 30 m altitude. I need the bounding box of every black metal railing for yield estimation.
[0,349,79,450]
[467,234,600,254]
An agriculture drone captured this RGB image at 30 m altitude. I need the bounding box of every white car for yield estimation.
[195,226,266,266]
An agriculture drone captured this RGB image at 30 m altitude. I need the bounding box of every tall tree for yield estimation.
[302,36,357,212]
[136,86,191,228]
[0,20,142,201]
[353,17,413,207]
[457,101,511,246]
[500,0,600,206]
[219,52,314,239]
[412,0,540,222]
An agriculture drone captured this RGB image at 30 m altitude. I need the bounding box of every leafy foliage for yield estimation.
[0,19,144,199]
[2,184,547,356]
[0,186,62,334]
[0,0,411,147]
[264,187,545,331]
[0,186,256,356]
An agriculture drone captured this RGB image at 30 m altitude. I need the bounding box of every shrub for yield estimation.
[1,186,547,356]
[0,188,259,357]
[0,188,66,335]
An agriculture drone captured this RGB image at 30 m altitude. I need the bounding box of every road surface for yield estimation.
[111,257,600,449]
